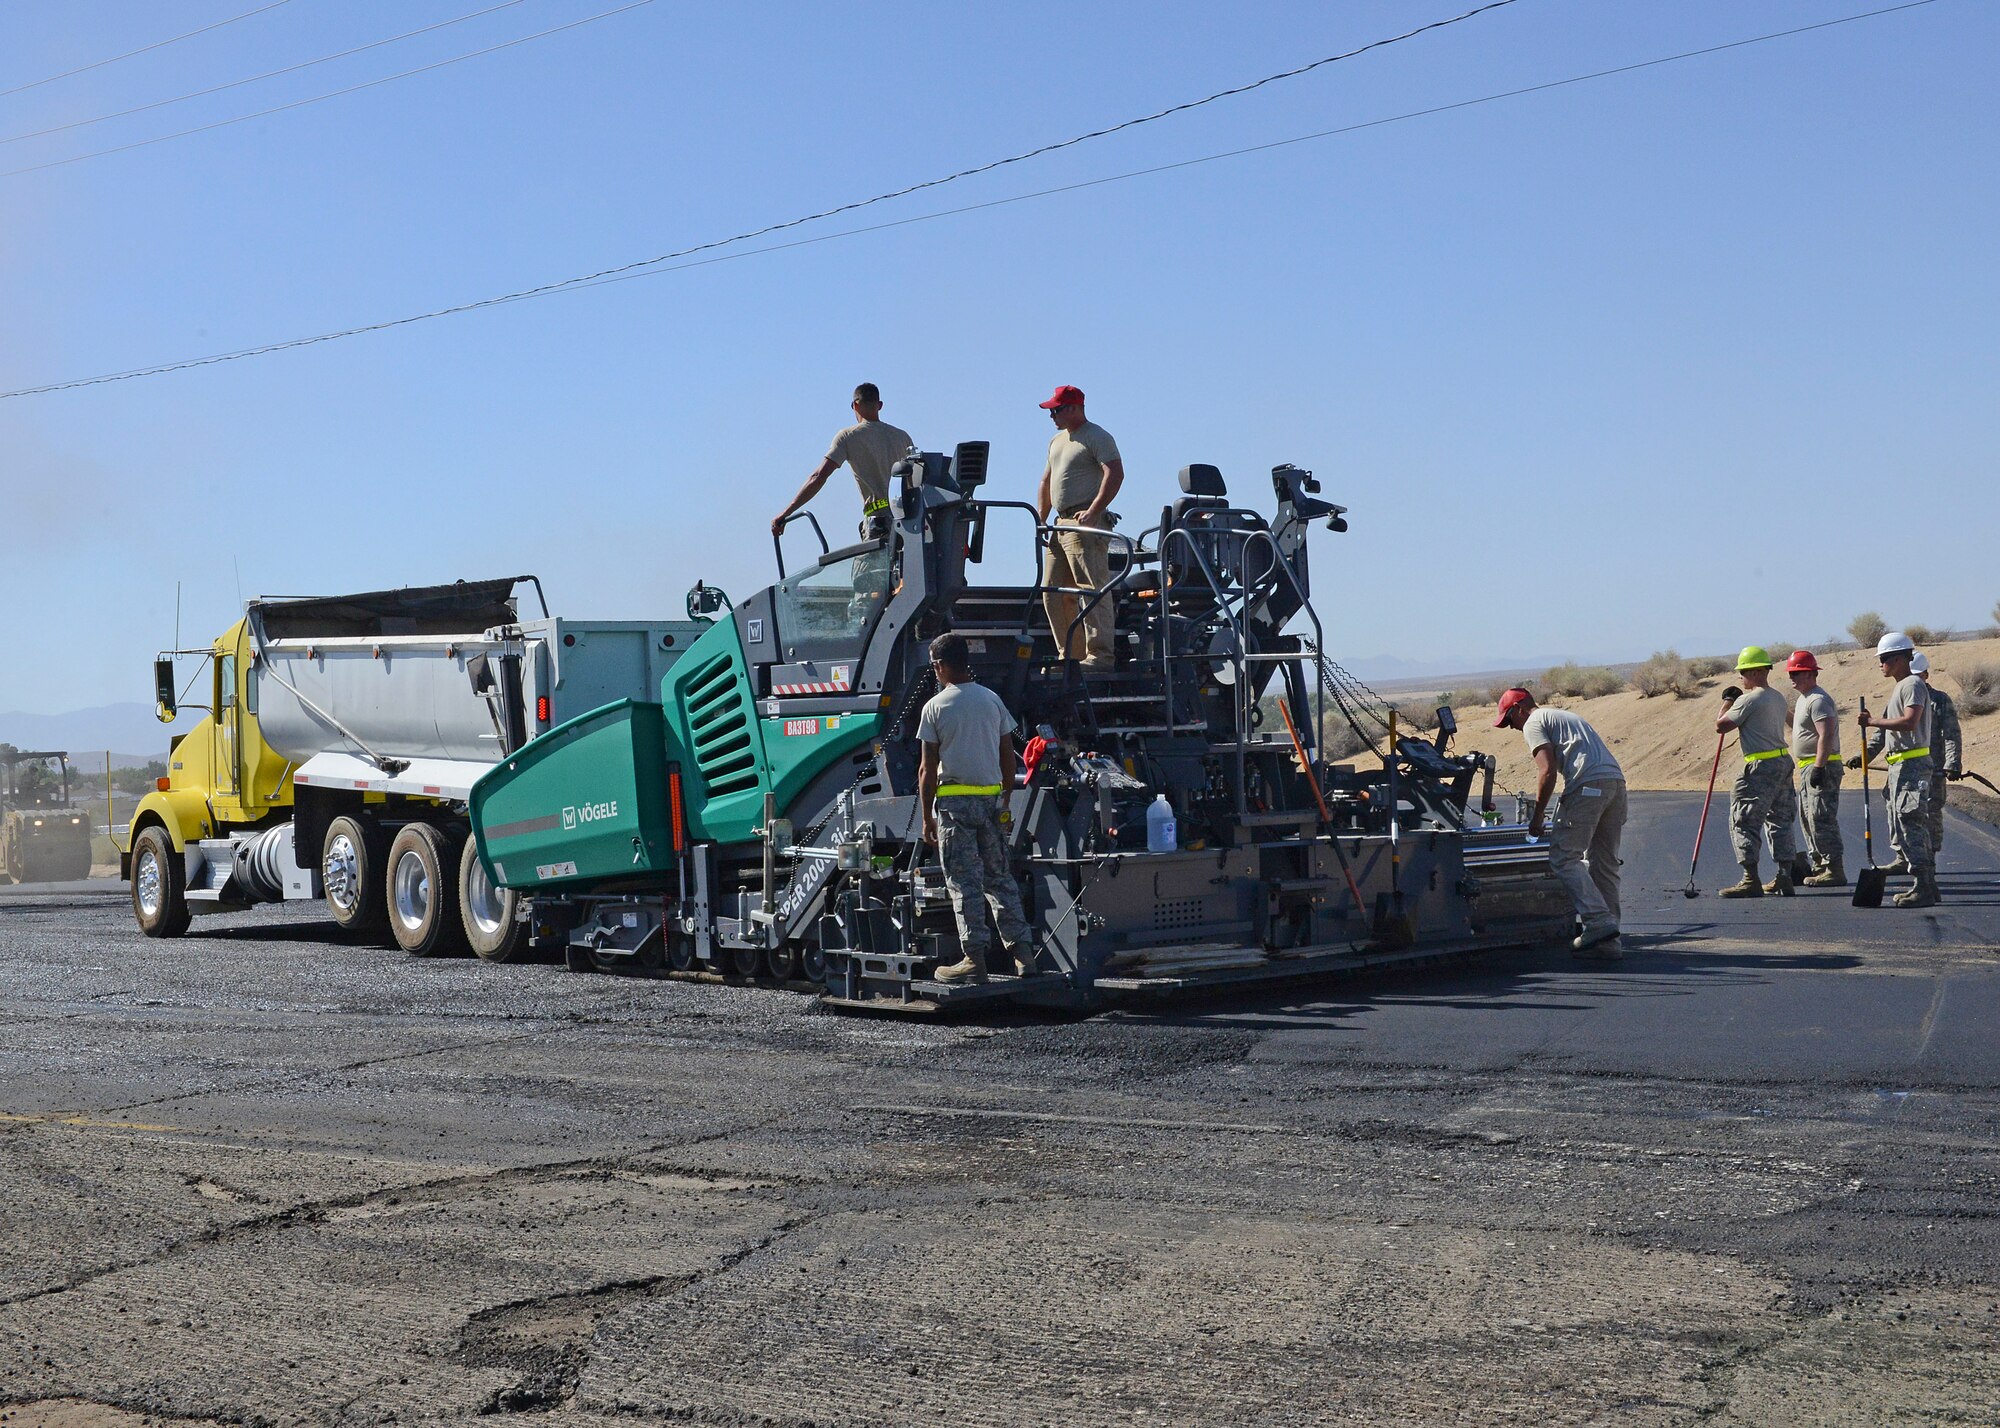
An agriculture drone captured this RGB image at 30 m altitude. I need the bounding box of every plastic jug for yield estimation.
[1146,794,1177,853]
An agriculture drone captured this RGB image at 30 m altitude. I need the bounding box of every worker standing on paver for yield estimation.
[1855,632,1937,908]
[918,633,1037,984]
[1495,687,1627,958]
[1035,384,1124,670]
[1910,652,1963,857]
[1785,649,1846,887]
[773,383,914,539]
[1715,647,1800,898]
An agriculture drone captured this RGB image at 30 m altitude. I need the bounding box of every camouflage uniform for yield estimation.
[1729,755,1799,870]
[1927,685,1962,855]
[1796,760,1844,873]
[935,793,1032,969]
[1866,674,1936,893]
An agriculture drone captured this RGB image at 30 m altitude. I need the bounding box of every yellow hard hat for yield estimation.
[1735,645,1774,671]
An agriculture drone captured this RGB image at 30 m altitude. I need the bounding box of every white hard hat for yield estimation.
[1876,631,1915,657]
[1910,651,1930,674]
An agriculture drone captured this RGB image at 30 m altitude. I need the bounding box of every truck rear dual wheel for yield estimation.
[388,822,469,959]
[322,815,388,935]
[131,826,192,938]
[458,836,529,963]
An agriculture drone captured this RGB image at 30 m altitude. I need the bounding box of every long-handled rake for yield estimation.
[1683,729,1727,898]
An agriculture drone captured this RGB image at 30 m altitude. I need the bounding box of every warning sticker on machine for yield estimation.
[535,861,578,880]
[783,718,820,737]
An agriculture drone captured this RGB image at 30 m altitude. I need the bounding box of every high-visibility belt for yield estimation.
[1744,749,1789,763]
[862,496,889,515]
[1793,752,1838,765]
[1885,747,1930,764]
[937,783,1003,796]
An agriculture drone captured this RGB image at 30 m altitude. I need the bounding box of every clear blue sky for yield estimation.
[3,0,1994,712]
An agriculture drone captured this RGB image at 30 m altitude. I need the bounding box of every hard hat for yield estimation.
[1876,631,1915,657]
[1784,649,1819,674]
[1735,645,1774,671]
[1910,651,1930,675]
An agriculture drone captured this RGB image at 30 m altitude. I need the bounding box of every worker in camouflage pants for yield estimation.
[1784,650,1845,886]
[1716,648,1799,897]
[1912,653,1963,855]
[918,632,1037,982]
[1856,633,1938,908]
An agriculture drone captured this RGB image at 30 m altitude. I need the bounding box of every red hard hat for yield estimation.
[1785,649,1819,674]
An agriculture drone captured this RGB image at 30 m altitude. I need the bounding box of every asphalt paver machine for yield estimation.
[470,446,1568,1010]
[1,750,93,884]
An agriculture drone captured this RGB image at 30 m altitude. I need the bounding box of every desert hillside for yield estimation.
[1444,636,2000,799]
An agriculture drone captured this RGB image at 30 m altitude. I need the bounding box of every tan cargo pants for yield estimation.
[1549,778,1627,933]
[1041,514,1115,667]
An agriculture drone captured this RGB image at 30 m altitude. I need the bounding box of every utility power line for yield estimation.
[0,0,654,180]
[0,0,1940,401]
[1,0,531,148]
[0,1,298,103]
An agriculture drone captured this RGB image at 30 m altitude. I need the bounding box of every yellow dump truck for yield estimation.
[127,577,702,957]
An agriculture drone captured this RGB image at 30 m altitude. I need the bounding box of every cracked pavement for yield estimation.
[3,794,2000,1426]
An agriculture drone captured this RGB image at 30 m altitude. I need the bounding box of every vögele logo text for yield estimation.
[561,800,620,831]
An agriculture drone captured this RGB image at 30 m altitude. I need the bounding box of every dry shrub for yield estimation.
[1482,678,1540,705]
[1848,611,1888,648]
[1958,662,2000,717]
[1543,662,1623,699]
[1632,650,1704,699]
[1688,655,1732,678]
[1905,623,1938,647]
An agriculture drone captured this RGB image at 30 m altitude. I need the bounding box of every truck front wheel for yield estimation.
[131,826,191,937]
[388,822,466,958]
[322,815,388,935]
[459,835,528,962]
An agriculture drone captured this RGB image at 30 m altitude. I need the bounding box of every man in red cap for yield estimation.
[1784,648,1845,887]
[1495,686,1627,958]
[1035,384,1124,670]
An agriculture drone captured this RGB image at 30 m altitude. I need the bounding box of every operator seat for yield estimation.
[1161,465,1273,596]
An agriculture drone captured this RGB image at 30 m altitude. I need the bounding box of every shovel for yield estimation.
[1374,709,1416,949]
[1853,697,1888,908]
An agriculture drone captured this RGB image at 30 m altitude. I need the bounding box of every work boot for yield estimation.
[1718,868,1763,898]
[934,956,987,984]
[1892,873,1940,910]
[1006,945,1041,978]
[1572,923,1621,957]
[1803,859,1848,888]
[1880,858,1911,877]
[1763,868,1795,897]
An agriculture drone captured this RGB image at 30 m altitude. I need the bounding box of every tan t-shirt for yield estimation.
[825,420,913,508]
[917,681,1015,789]
[1790,687,1840,762]
[1046,421,1121,515]
[1880,674,1932,759]
[1721,685,1788,757]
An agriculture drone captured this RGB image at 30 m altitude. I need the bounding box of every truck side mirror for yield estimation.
[154,658,176,722]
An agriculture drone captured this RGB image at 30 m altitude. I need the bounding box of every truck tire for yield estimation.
[322,815,388,934]
[388,822,466,958]
[459,835,529,963]
[131,826,191,938]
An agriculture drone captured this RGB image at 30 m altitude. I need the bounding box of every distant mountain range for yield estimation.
[0,703,194,766]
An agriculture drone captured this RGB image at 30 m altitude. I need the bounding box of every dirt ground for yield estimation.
[1449,634,2000,801]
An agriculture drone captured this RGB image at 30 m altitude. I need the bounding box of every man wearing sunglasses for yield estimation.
[1035,384,1124,671]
